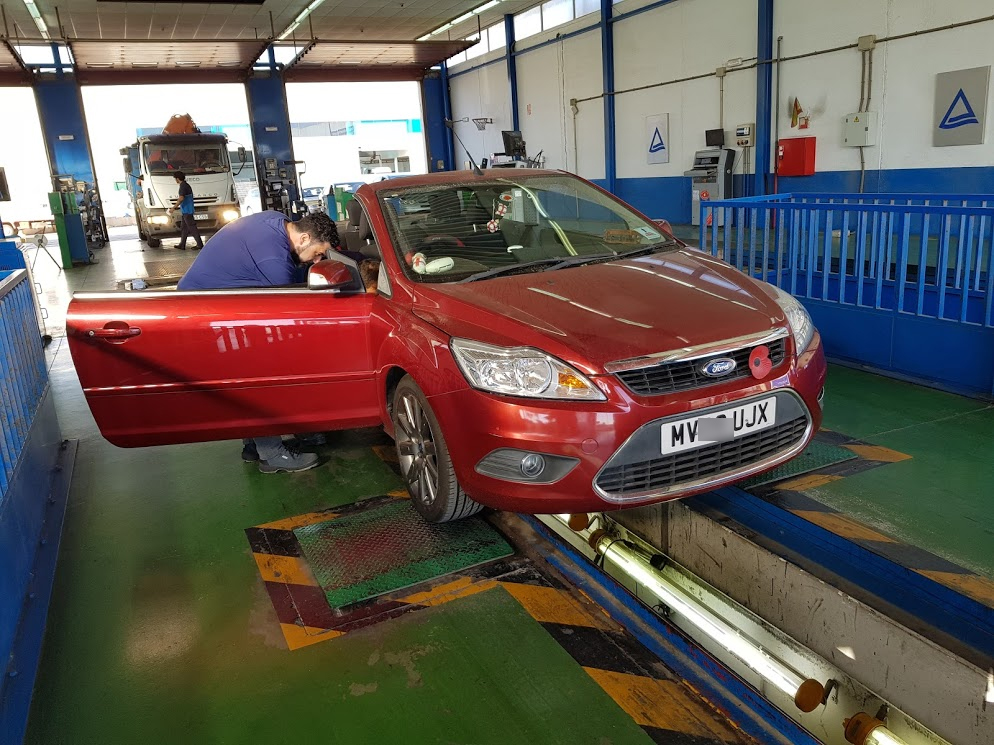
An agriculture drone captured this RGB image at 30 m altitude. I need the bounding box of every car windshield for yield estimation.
[379,174,676,284]
[143,143,229,174]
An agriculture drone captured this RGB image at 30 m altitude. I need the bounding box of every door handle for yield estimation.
[88,327,142,339]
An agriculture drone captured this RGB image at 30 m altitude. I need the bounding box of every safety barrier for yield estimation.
[700,193,994,397]
[0,269,48,496]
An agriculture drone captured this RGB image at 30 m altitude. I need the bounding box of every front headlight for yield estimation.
[769,285,814,354]
[222,209,240,222]
[450,338,605,401]
[147,215,170,225]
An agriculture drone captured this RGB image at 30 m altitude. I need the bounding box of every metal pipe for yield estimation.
[773,36,782,193]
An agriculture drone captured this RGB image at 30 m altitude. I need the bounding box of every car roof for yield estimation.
[363,169,567,195]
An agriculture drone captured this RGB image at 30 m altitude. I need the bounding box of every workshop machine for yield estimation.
[122,114,243,247]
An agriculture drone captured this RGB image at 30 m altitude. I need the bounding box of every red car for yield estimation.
[67,170,826,523]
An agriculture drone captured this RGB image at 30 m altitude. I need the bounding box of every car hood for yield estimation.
[412,249,789,375]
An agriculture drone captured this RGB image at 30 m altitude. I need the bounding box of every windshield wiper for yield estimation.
[542,241,675,272]
[460,258,570,283]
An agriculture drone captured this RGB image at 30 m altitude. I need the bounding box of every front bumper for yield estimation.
[429,331,826,514]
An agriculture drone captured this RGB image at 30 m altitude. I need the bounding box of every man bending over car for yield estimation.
[178,210,339,473]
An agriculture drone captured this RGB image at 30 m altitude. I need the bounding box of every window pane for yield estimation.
[515,7,542,39]
[541,0,574,29]
[448,50,467,65]
[487,21,506,50]
[575,0,600,18]
[465,34,487,59]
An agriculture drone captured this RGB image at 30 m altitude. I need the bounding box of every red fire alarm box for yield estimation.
[777,136,816,176]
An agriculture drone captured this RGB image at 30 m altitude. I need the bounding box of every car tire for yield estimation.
[392,375,484,523]
[147,237,161,248]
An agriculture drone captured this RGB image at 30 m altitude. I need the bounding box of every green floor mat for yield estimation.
[294,500,513,608]
[742,438,857,489]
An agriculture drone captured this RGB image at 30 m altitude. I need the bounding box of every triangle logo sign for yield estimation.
[648,127,666,153]
[939,88,980,129]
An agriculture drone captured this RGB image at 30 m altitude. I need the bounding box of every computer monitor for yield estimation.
[705,128,725,147]
[501,130,527,158]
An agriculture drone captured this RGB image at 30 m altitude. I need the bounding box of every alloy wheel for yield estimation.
[395,393,440,506]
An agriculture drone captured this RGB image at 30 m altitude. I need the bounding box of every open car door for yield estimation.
[67,287,378,447]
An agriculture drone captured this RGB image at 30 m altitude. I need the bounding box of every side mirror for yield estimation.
[308,257,364,293]
[237,146,247,163]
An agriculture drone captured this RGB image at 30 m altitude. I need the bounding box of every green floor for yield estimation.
[819,365,994,578]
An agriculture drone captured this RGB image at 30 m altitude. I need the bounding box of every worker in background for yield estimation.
[167,171,203,251]
[177,210,341,473]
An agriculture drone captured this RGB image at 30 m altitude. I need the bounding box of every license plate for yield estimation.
[193,213,210,221]
[661,397,777,455]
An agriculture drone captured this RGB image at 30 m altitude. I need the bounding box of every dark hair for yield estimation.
[174,171,186,181]
[296,211,340,248]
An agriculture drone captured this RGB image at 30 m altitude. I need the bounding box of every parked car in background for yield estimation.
[301,186,325,213]
[67,170,826,524]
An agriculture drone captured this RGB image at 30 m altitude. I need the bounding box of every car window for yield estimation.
[379,175,674,283]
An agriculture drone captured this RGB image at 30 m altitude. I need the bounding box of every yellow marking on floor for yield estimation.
[917,571,994,608]
[400,575,499,607]
[583,668,737,739]
[844,444,912,463]
[253,553,319,587]
[775,473,845,491]
[280,623,345,651]
[387,488,410,498]
[373,445,399,463]
[256,511,337,531]
[502,582,616,630]
[792,510,897,543]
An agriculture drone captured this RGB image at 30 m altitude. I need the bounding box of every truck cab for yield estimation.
[125,133,241,247]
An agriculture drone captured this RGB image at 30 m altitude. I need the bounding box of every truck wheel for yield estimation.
[392,375,484,523]
[147,237,161,248]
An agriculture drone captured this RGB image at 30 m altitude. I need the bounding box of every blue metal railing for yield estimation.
[700,193,994,396]
[0,269,48,498]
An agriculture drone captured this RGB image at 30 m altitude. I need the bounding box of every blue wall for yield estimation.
[604,166,994,224]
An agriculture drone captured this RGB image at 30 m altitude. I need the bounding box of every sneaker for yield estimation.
[258,443,319,474]
[241,441,260,462]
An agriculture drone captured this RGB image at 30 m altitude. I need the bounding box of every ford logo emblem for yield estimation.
[701,357,737,378]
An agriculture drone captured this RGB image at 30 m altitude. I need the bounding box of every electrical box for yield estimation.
[777,137,816,176]
[842,111,877,147]
[734,123,755,147]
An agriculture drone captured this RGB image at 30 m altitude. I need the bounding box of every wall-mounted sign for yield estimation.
[58,135,75,141]
[646,113,669,165]
[264,126,278,132]
[934,66,989,146]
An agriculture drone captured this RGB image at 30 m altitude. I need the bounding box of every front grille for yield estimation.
[595,414,807,498]
[194,196,218,204]
[616,338,787,396]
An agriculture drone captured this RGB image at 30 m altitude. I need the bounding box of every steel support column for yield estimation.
[423,67,454,172]
[601,0,616,194]
[245,69,299,202]
[753,0,774,196]
[506,13,520,132]
[33,76,96,187]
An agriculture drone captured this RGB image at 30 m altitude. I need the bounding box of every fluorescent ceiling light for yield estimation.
[451,12,474,24]
[416,34,431,41]
[278,0,326,39]
[424,1,501,39]
[278,21,301,41]
[22,0,49,39]
[474,0,501,13]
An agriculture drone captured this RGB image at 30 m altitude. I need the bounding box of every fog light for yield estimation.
[520,453,546,478]
[222,209,240,222]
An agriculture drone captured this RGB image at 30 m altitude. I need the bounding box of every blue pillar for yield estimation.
[601,0,616,194]
[753,0,774,196]
[423,68,454,171]
[245,69,299,203]
[33,77,95,186]
[505,14,520,131]
[440,64,455,168]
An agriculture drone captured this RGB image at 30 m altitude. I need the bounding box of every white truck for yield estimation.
[122,120,242,247]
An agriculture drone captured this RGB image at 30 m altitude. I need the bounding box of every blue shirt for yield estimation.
[178,181,195,215]
[177,211,297,290]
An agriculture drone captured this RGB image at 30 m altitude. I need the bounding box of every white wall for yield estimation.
[446,0,993,189]
[449,53,512,167]
[0,87,55,222]
[775,0,994,174]
[613,0,757,180]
